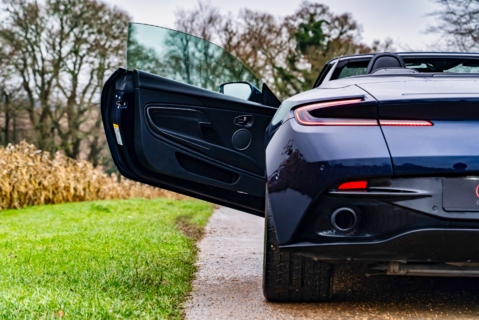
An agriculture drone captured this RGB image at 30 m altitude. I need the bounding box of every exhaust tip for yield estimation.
[331,208,357,232]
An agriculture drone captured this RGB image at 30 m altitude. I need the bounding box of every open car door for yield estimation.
[101,23,280,216]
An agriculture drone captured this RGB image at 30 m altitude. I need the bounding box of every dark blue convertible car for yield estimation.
[102,24,479,302]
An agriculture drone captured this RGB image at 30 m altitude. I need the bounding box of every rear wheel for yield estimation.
[263,208,333,302]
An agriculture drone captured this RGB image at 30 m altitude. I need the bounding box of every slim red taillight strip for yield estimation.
[296,118,379,126]
[294,99,434,127]
[379,120,433,126]
[294,99,378,126]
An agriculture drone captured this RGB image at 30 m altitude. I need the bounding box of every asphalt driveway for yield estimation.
[184,207,479,319]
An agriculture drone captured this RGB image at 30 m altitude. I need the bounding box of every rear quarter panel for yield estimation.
[266,116,393,245]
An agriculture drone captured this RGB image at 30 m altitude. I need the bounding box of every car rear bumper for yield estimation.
[280,229,479,262]
[270,174,479,262]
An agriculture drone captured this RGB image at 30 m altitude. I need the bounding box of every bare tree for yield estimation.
[428,0,479,52]
[0,34,28,145]
[1,0,57,150]
[0,0,129,160]
[222,9,291,96]
[48,0,129,160]
[174,1,222,41]
[173,1,394,99]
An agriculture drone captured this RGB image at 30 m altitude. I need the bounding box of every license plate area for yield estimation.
[443,178,479,212]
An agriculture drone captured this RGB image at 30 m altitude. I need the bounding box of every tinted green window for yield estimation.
[404,58,479,73]
[127,23,263,93]
[338,65,368,78]
[445,62,479,73]
[331,59,370,80]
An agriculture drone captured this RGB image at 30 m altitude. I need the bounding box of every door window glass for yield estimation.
[127,23,263,100]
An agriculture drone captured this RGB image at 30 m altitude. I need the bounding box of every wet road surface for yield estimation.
[184,207,479,319]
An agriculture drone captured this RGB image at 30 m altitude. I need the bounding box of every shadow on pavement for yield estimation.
[329,271,479,318]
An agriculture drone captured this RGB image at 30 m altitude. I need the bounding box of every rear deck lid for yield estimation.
[357,79,479,176]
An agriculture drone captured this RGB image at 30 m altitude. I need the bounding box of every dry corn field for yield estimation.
[0,141,188,210]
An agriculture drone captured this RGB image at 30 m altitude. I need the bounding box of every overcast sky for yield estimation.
[107,0,441,51]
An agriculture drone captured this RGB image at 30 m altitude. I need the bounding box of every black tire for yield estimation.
[263,205,333,302]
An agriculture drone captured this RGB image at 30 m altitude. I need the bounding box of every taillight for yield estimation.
[379,120,433,126]
[295,99,377,126]
[293,99,434,127]
[338,181,368,190]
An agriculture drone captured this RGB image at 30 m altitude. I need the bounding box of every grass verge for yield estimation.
[0,198,213,319]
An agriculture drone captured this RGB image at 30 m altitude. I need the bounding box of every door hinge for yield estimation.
[115,92,128,109]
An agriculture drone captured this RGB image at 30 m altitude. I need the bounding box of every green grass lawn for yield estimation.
[0,198,213,319]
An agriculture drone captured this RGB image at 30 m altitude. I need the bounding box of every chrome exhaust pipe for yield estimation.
[331,207,357,232]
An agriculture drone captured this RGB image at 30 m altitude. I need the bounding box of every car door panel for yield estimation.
[145,104,265,174]
[134,72,274,177]
[102,23,281,215]
[142,102,268,176]
[102,69,277,216]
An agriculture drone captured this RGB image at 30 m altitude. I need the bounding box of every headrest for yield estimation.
[365,53,406,74]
